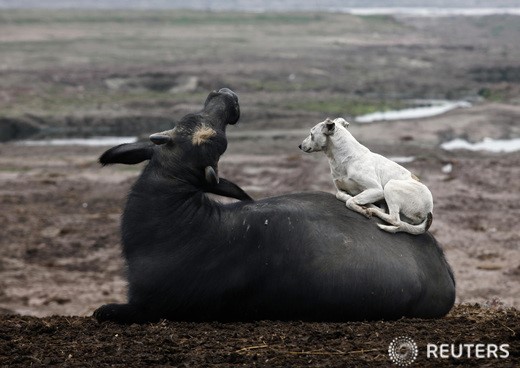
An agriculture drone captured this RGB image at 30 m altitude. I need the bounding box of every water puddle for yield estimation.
[355,100,471,123]
[343,8,520,17]
[17,136,138,147]
[441,137,520,153]
[389,156,415,163]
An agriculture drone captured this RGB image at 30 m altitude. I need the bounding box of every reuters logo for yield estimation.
[388,336,419,366]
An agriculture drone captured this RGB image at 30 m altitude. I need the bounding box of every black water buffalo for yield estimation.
[94,88,455,324]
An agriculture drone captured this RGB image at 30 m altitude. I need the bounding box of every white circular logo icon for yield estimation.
[388,336,418,366]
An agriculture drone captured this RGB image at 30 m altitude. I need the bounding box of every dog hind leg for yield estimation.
[369,204,400,226]
[378,216,431,235]
[374,201,431,235]
[372,192,408,233]
[374,179,431,235]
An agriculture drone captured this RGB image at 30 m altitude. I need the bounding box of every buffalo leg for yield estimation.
[93,303,157,324]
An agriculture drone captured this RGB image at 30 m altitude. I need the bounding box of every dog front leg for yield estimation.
[335,189,352,202]
[346,188,384,218]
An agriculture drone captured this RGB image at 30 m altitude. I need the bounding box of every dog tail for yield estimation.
[377,212,433,235]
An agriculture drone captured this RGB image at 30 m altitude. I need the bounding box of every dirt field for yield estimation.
[0,9,519,367]
[2,104,519,317]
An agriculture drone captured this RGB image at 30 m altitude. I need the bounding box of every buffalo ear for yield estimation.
[99,142,154,166]
[205,166,219,185]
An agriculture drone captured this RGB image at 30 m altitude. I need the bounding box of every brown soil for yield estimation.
[1,304,518,367]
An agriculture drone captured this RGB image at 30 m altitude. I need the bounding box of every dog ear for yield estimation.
[323,118,335,135]
[334,117,350,128]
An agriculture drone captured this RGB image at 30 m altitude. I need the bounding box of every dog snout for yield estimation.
[298,144,302,150]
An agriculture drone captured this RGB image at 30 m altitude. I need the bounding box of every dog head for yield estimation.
[299,117,350,153]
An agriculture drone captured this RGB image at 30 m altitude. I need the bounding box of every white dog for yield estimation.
[299,117,433,235]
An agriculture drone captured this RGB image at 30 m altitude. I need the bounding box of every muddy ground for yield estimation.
[1,104,519,317]
[0,9,519,367]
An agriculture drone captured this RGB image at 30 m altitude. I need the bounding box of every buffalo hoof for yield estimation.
[94,303,156,324]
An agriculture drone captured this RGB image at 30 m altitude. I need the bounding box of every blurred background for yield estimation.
[2,0,520,143]
[0,0,519,317]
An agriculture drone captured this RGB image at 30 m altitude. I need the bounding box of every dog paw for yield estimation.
[362,207,373,218]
